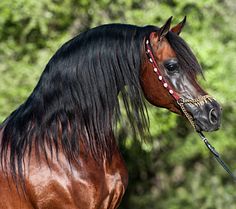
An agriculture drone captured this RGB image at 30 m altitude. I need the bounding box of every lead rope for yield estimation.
[178,97,236,181]
[198,132,236,181]
[145,37,236,181]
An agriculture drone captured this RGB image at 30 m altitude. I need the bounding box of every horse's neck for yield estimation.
[0,126,4,143]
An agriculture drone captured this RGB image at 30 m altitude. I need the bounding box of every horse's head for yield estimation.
[140,17,221,132]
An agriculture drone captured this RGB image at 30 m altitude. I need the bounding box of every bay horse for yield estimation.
[0,17,221,209]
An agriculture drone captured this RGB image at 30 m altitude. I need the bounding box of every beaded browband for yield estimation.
[145,37,213,130]
[145,38,180,101]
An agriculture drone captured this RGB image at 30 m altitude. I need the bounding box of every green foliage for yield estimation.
[0,0,236,208]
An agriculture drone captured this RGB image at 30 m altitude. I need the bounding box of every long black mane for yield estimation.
[0,23,202,177]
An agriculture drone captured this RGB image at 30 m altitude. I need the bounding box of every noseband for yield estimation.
[177,96,213,129]
[145,37,236,181]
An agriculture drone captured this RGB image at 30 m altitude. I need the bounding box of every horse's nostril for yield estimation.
[209,108,218,125]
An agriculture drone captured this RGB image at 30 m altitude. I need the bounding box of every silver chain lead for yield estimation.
[177,95,214,130]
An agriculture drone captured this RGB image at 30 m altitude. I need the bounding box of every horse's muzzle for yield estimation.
[188,100,222,132]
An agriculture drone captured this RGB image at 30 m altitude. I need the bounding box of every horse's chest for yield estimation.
[27,148,128,209]
[103,161,128,208]
[70,149,128,209]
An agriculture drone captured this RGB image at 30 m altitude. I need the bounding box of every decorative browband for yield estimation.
[145,38,180,101]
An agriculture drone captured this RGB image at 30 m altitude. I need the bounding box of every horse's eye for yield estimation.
[164,60,179,73]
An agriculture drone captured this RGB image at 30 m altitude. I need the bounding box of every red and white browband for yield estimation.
[145,38,180,101]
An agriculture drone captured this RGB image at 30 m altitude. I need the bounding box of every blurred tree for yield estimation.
[0,0,236,208]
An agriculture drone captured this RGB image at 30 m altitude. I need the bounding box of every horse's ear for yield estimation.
[170,16,186,35]
[158,16,172,41]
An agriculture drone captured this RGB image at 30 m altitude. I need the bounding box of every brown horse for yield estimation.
[0,17,221,209]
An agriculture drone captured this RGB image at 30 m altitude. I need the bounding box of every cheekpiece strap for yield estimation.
[145,37,180,101]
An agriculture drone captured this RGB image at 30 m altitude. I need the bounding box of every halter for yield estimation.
[145,36,236,181]
[145,38,213,130]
